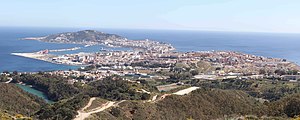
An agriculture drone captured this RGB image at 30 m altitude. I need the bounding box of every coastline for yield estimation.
[11,52,86,67]
[11,52,58,65]
[11,52,51,59]
[9,30,299,73]
[49,47,82,52]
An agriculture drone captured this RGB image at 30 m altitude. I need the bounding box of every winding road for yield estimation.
[74,98,125,120]
[74,87,198,120]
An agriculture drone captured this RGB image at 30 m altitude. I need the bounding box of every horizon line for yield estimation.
[1,25,300,35]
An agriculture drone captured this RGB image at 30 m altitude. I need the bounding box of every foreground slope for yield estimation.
[87,89,266,120]
[0,83,44,116]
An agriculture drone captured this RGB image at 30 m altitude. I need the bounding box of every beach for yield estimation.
[11,52,56,63]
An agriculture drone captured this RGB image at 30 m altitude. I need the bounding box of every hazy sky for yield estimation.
[1,0,300,33]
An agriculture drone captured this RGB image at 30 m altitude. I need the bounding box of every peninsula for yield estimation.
[24,30,175,52]
[5,30,300,120]
[16,30,300,75]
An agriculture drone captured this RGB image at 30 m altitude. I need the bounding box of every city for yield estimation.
[2,0,300,120]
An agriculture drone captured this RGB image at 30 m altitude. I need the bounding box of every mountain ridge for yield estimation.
[23,30,175,52]
[24,30,125,44]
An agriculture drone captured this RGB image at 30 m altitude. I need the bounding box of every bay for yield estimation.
[15,84,53,103]
[1,27,300,72]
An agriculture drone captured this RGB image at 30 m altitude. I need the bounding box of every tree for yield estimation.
[259,69,266,75]
[110,107,122,117]
[288,70,299,75]
[190,69,199,76]
[275,69,286,75]
[88,76,146,100]
[215,67,221,71]
[284,97,300,117]
[141,93,151,100]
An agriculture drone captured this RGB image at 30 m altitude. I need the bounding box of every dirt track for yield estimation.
[74,98,125,120]
[172,87,200,95]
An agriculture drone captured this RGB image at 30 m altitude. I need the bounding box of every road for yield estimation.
[81,97,96,111]
[172,87,200,95]
[74,87,199,120]
[74,98,125,120]
[5,77,13,84]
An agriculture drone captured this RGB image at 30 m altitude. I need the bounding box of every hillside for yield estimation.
[87,89,267,120]
[267,93,300,117]
[23,30,175,52]
[32,30,125,44]
[0,111,15,120]
[0,83,45,116]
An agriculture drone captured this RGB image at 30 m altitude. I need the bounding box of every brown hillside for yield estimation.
[88,89,267,120]
[0,83,44,116]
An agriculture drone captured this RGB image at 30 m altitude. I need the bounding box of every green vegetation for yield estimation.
[4,71,300,120]
[6,73,151,120]
[86,76,151,101]
[168,63,193,81]
[0,111,33,120]
[193,79,300,101]
[158,62,211,81]
[12,73,80,101]
[88,88,300,120]
[85,98,108,112]
[267,93,300,118]
[131,61,171,68]
[0,111,14,120]
[0,83,45,117]
[88,89,266,120]
[11,73,151,102]
[0,74,9,82]
[35,94,90,120]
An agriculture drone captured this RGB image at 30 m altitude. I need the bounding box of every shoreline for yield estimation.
[11,52,54,62]
[23,35,176,52]
[11,52,86,67]
[11,52,50,59]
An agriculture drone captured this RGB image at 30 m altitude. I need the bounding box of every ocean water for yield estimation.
[1,27,300,72]
[104,29,300,63]
[15,84,53,103]
[0,27,80,72]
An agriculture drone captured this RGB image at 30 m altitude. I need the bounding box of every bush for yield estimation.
[87,76,148,100]
[284,97,300,117]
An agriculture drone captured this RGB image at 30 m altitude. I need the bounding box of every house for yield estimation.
[282,75,300,81]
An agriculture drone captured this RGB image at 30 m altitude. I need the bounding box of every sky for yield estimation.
[1,0,300,33]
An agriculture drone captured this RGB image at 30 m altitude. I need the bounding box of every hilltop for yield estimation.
[24,30,125,44]
[2,72,300,119]
[23,30,174,52]
[87,89,268,120]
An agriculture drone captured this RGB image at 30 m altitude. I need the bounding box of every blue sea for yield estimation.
[1,27,300,72]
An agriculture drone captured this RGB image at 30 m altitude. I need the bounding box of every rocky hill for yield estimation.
[25,30,125,44]
[24,30,175,52]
